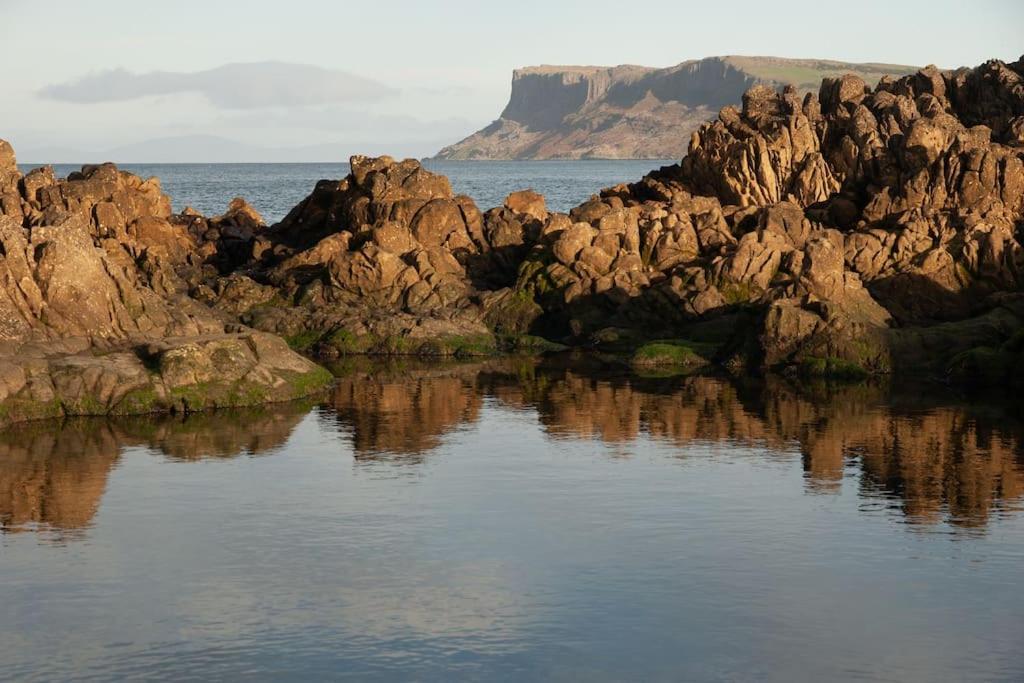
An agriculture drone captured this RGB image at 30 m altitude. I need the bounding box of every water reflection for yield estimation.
[0,404,310,536]
[2,360,1023,536]
[325,361,483,461]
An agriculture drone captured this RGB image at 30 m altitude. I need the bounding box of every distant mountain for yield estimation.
[18,134,453,164]
[434,56,919,160]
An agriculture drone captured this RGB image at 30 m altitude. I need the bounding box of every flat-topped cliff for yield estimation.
[435,56,919,159]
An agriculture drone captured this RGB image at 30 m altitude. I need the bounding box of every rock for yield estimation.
[435,58,918,160]
[0,331,331,423]
[499,56,1024,369]
[504,189,547,222]
[553,223,597,265]
[4,54,1023,404]
[0,139,15,171]
[820,74,868,113]
[411,199,465,247]
[0,151,332,425]
[210,155,510,352]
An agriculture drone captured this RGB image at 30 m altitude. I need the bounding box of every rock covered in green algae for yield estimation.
[0,332,333,424]
[630,341,712,375]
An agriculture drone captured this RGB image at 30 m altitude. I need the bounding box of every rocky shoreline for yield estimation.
[1,56,1022,423]
[0,143,332,424]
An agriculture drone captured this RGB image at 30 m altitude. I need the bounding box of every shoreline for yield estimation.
[1,56,1022,425]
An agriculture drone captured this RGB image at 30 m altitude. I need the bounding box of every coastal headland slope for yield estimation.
[435,56,919,159]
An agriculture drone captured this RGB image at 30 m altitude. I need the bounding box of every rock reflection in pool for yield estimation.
[2,360,1023,535]
[2,359,1023,680]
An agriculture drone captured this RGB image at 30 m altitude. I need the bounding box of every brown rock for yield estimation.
[553,223,598,265]
[0,143,331,425]
[504,189,547,222]
[411,199,466,247]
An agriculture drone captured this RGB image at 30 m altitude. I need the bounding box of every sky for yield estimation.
[1,0,1020,162]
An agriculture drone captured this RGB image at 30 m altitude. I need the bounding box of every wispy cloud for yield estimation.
[38,62,397,109]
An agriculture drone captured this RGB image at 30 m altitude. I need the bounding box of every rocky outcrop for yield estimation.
[153,56,1024,385]
[193,155,548,356]
[2,56,1020,408]
[0,146,332,424]
[436,56,918,160]
[501,56,1024,380]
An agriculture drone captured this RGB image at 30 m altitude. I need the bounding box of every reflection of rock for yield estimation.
[112,403,311,462]
[0,421,120,535]
[326,361,485,458]
[325,360,1024,530]
[3,361,1022,536]
[478,364,1024,530]
[0,404,309,534]
[855,411,1024,527]
[755,381,1024,525]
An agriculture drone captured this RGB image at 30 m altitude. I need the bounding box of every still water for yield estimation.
[31,160,675,222]
[2,359,1023,681]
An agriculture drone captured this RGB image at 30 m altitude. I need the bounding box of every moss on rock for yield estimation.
[631,340,712,372]
[798,356,870,381]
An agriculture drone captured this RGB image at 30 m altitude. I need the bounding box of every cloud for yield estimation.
[38,62,396,109]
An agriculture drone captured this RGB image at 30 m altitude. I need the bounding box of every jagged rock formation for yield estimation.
[1,56,1020,419]
[174,55,1024,384]
[195,155,549,355]
[503,57,1024,382]
[0,147,331,424]
[435,56,918,160]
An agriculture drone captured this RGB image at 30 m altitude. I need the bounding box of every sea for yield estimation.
[2,162,1024,682]
[30,159,678,221]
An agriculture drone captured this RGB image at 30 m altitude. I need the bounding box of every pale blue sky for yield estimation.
[1,0,1020,160]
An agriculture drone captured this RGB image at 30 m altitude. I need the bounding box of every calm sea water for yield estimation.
[2,359,1023,681]
[28,160,675,222]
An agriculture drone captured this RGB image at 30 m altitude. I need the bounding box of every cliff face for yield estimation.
[435,56,918,159]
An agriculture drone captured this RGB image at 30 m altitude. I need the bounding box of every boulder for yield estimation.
[0,150,332,425]
[504,189,547,222]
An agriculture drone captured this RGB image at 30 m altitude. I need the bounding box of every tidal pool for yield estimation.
[2,359,1023,681]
